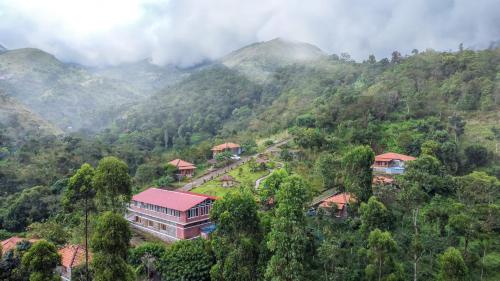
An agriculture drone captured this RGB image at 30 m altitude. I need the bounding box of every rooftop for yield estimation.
[211,142,240,151]
[1,237,39,254]
[375,152,416,162]
[132,188,217,211]
[59,244,87,269]
[319,193,356,209]
[168,159,196,170]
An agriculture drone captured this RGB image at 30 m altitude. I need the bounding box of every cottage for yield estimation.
[220,174,238,187]
[57,245,87,281]
[1,237,39,255]
[319,193,356,218]
[127,188,217,241]
[373,152,416,174]
[168,159,196,178]
[211,142,241,158]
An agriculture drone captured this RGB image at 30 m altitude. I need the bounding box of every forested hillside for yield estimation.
[0,39,498,281]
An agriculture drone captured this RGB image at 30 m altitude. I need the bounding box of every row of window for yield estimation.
[133,201,181,217]
[187,200,214,218]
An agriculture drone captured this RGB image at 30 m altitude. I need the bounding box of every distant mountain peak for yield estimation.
[221,38,326,82]
[0,44,7,53]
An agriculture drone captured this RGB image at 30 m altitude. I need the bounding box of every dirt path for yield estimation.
[180,139,290,191]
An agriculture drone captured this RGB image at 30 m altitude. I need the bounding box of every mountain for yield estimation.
[93,59,189,95]
[0,49,193,132]
[221,38,327,82]
[0,44,6,53]
[0,93,62,147]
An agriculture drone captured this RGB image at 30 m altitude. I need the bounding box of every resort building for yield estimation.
[373,152,416,174]
[1,237,38,255]
[127,188,217,241]
[168,159,196,178]
[211,142,241,158]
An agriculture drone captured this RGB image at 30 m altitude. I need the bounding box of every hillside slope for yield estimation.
[0,49,189,132]
[0,94,62,147]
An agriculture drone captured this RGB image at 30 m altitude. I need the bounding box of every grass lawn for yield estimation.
[191,162,270,197]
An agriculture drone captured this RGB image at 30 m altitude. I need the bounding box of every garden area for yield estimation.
[191,161,270,197]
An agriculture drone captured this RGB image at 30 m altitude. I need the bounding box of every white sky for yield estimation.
[0,0,499,66]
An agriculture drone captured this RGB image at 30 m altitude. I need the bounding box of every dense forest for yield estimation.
[0,40,499,280]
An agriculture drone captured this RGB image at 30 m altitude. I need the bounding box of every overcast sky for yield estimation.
[0,0,499,66]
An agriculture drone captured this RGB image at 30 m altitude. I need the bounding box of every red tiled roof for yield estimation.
[58,244,87,269]
[319,193,356,209]
[168,159,196,170]
[1,237,39,254]
[132,188,216,211]
[211,142,240,151]
[375,152,416,162]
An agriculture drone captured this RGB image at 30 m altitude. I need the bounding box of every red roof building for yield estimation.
[168,159,196,178]
[211,142,241,158]
[319,193,356,218]
[373,152,416,174]
[1,237,39,254]
[57,244,88,281]
[127,188,217,241]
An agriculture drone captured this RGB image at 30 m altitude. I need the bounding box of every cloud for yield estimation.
[0,0,498,66]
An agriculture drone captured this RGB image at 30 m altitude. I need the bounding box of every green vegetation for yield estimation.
[0,40,499,281]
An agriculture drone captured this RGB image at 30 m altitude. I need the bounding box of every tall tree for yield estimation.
[438,247,467,281]
[265,175,312,281]
[210,190,262,281]
[365,229,403,281]
[92,156,132,212]
[21,240,61,281]
[342,145,375,202]
[64,163,95,280]
[90,211,134,281]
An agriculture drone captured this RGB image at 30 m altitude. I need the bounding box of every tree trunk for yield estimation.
[85,196,89,281]
[378,256,382,281]
[413,208,419,281]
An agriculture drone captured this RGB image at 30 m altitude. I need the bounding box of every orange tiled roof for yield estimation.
[319,193,356,209]
[211,142,240,151]
[58,244,87,269]
[168,159,196,170]
[375,152,416,162]
[1,237,39,254]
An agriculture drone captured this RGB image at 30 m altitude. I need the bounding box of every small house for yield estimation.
[373,152,416,174]
[220,174,238,187]
[319,193,356,218]
[168,159,196,178]
[211,142,241,158]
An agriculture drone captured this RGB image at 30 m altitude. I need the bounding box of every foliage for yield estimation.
[342,145,374,202]
[91,211,134,281]
[360,197,392,234]
[93,156,132,212]
[438,247,467,281]
[128,242,166,279]
[210,190,262,281]
[21,240,61,281]
[159,239,214,281]
[265,175,312,281]
[365,229,403,281]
